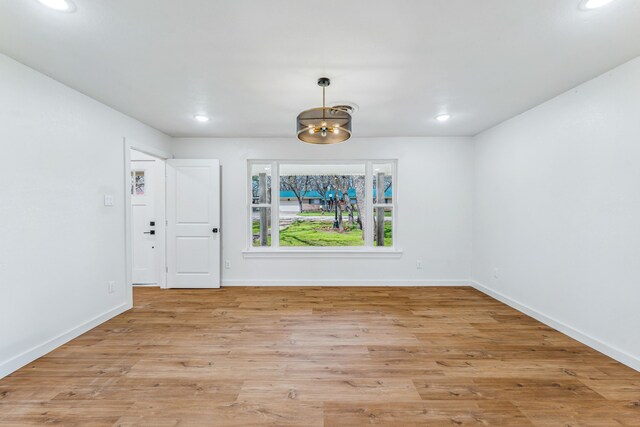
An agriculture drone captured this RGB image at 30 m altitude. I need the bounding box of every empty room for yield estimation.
[1,0,639,425]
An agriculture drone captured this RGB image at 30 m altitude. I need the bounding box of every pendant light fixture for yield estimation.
[297,77,352,144]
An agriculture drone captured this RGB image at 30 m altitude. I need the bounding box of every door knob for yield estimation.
[143,230,156,235]
[212,228,219,233]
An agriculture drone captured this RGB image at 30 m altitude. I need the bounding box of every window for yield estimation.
[131,170,145,195]
[372,163,393,247]
[250,163,272,247]
[247,160,397,251]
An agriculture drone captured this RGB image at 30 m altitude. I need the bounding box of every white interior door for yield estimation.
[166,159,220,288]
[131,158,159,284]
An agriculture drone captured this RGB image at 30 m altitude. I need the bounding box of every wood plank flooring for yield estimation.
[1,286,639,426]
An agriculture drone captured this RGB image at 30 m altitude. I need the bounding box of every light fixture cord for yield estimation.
[322,86,326,121]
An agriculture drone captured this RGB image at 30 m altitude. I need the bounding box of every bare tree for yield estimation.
[385,176,392,196]
[330,175,360,230]
[330,176,345,231]
[280,175,310,213]
[353,175,365,234]
[342,176,356,227]
[309,175,333,213]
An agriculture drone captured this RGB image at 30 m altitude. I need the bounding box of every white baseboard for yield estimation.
[222,279,472,287]
[0,302,131,379]
[472,281,640,372]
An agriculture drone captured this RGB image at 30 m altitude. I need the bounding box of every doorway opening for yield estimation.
[128,148,167,288]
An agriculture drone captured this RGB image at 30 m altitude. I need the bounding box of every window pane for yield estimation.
[372,163,393,204]
[132,170,145,196]
[251,164,272,204]
[251,207,271,247]
[373,206,393,247]
[279,163,365,247]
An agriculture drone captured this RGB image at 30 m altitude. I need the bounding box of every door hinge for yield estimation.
[166,266,168,273]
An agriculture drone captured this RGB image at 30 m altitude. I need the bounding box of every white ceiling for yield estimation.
[1,0,639,138]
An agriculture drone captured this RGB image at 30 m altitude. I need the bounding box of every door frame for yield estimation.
[123,138,171,304]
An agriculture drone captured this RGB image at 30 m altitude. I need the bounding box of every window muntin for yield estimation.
[248,160,396,250]
[251,206,271,247]
[372,162,394,247]
[250,163,273,247]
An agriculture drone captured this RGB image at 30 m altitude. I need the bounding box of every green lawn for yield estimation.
[297,211,392,217]
[279,220,392,247]
[297,211,341,217]
[252,220,271,246]
[253,218,392,247]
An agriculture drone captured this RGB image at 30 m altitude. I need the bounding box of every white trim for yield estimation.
[223,279,470,287]
[125,141,171,160]
[271,161,280,248]
[123,142,133,303]
[364,161,374,246]
[0,303,130,379]
[472,281,640,372]
[242,248,403,258]
[124,139,169,294]
[246,159,398,252]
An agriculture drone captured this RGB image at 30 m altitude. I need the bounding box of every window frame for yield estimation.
[245,159,401,257]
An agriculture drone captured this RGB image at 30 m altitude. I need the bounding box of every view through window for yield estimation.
[249,161,395,249]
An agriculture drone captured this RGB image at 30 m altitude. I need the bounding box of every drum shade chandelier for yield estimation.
[297,77,352,144]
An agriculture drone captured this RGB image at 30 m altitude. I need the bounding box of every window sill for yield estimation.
[242,248,403,259]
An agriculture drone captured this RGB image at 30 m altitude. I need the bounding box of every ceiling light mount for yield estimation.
[317,77,331,88]
[331,103,358,115]
[297,77,352,144]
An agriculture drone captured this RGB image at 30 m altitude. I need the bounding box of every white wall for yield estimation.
[473,57,640,370]
[171,137,474,286]
[0,53,171,378]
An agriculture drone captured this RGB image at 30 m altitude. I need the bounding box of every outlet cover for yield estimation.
[108,281,115,293]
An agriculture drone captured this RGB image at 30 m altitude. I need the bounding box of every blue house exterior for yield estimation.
[278,188,392,206]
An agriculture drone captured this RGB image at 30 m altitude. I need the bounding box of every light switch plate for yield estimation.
[104,194,114,206]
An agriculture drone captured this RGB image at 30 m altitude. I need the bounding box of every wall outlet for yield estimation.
[108,281,115,294]
[493,268,500,279]
[416,260,423,270]
[104,194,114,206]
[224,260,231,269]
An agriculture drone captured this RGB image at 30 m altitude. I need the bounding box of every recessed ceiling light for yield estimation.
[193,114,210,123]
[36,0,75,12]
[435,113,452,122]
[580,0,615,10]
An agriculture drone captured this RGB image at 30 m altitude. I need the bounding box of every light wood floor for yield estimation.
[1,287,639,426]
